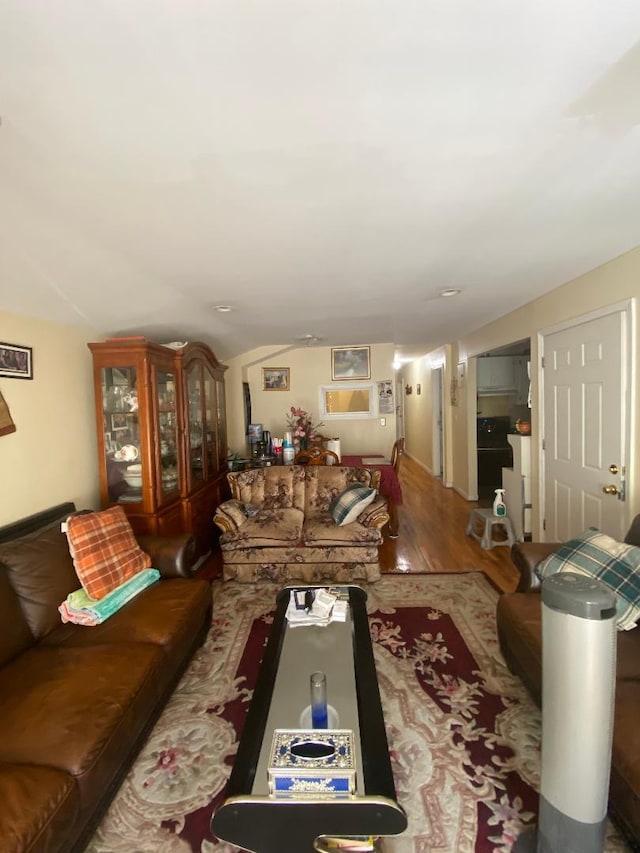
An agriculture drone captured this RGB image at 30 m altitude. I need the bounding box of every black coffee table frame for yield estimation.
[211,585,407,852]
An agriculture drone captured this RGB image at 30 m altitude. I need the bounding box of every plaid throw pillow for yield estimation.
[65,506,152,601]
[537,528,640,631]
[330,486,377,527]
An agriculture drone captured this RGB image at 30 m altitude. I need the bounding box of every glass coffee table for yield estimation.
[211,585,407,852]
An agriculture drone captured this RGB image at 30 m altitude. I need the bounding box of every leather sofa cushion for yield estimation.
[0,643,164,779]
[496,592,543,700]
[0,763,78,853]
[610,677,640,843]
[0,519,78,641]
[41,577,211,662]
[0,569,33,667]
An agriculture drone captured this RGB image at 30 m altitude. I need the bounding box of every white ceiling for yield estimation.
[2,2,640,362]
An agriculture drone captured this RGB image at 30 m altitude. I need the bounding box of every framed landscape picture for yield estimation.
[262,367,290,391]
[331,346,370,381]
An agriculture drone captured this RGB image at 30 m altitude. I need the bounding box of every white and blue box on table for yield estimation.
[268,729,356,797]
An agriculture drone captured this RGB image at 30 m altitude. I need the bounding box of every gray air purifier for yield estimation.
[514,572,617,853]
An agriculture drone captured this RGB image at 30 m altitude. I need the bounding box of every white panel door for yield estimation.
[542,308,629,541]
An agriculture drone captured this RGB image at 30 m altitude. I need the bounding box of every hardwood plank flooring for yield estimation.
[196,456,520,593]
[378,454,519,593]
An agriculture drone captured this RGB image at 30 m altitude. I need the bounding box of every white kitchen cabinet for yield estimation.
[477,356,517,394]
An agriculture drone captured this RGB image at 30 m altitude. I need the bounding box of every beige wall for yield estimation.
[406,245,640,538]
[4,245,639,534]
[225,343,397,458]
[0,311,100,525]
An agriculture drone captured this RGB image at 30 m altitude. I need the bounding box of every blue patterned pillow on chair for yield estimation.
[537,528,640,630]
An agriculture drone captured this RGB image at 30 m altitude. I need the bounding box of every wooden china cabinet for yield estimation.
[88,339,228,561]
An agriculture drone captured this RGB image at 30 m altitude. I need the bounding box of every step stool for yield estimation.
[466,507,516,550]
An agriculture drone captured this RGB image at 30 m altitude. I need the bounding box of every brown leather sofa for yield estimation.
[0,502,212,853]
[496,516,640,849]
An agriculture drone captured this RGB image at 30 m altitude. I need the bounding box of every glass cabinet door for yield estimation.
[101,366,142,504]
[216,378,227,468]
[187,365,204,485]
[203,367,217,475]
[156,368,179,501]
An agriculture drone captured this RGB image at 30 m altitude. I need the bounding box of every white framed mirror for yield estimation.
[319,383,376,419]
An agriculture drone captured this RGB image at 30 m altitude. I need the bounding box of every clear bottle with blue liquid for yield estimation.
[310,671,328,728]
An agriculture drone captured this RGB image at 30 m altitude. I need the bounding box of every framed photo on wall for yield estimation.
[262,367,290,391]
[0,342,33,379]
[331,346,370,381]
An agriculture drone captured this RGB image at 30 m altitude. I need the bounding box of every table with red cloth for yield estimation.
[341,454,403,537]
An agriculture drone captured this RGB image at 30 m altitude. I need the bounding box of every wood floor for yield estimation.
[378,454,519,593]
[197,455,520,593]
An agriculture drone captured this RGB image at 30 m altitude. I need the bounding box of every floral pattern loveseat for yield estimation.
[213,465,389,583]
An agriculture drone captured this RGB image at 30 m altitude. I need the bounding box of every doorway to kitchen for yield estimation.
[476,338,532,538]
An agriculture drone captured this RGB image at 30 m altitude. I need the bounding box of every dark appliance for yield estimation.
[477,416,513,500]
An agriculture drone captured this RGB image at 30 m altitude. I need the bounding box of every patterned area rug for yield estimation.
[87,573,629,853]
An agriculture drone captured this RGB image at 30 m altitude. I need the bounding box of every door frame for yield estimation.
[538,298,635,540]
[431,366,444,478]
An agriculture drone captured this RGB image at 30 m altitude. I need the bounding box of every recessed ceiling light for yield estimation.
[439,289,461,298]
[214,305,233,313]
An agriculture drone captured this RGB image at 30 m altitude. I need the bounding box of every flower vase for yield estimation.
[299,438,308,451]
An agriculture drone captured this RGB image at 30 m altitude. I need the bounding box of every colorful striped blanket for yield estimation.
[59,568,161,626]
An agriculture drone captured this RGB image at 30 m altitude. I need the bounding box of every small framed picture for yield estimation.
[0,342,33,379]
[262,367,290,391]
[111,413,129,431]
[248,423,263,442]
[331,346,371,381]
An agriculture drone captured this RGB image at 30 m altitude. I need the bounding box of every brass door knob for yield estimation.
[602,484,619,495]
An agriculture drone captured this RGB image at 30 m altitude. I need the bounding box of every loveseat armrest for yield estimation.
[511,541,561,592]
[136,533,197,578]
[213,499,251,535]
[358,496,390,530]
